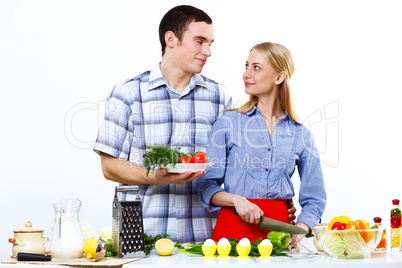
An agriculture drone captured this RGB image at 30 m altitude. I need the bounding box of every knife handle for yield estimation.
[232,209,238,215]
[17,253,52,261]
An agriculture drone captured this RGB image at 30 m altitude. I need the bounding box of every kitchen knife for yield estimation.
[233,209,308,235]
[259,216,308,235]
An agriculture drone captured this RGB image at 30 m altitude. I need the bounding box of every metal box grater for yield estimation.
[112,185,146,258]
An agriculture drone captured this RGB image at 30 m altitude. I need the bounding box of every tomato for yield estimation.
[179,156,191,163]
[190,152,208,163]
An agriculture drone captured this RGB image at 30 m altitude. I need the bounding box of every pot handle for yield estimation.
[9,238,26,246]
[43,237,49,244]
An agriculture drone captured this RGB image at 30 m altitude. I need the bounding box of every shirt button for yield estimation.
[262,188,266,192]
[267,148,271,151]
[265,168,269,172]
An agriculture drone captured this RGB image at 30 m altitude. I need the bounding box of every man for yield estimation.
[94,5,295,244]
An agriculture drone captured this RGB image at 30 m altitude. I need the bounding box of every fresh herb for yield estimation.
[142,145,184,175]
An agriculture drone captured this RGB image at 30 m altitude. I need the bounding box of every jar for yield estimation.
[9,222,49,256]
[390,199,402,251]
[373,217,387,251]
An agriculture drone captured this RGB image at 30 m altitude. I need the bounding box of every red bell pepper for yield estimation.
[331,221,346,230]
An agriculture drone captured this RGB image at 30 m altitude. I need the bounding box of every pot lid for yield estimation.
[14,222,44,233]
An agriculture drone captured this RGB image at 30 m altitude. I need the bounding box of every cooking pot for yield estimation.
[9,221,49,256]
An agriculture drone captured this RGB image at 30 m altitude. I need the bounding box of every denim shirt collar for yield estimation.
[246,105,296,125]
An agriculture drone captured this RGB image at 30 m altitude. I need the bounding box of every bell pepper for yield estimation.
[267,231,291,249]
[328,215,351,230]
[331,221,346,230]
[346,219,374,243]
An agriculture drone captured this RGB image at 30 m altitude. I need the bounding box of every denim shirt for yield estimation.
[197,106,327,229]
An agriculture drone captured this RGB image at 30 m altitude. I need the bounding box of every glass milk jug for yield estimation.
[50,198,85,258]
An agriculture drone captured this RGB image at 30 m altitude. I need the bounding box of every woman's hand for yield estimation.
[232,196,264,224]
[288,222,310,250]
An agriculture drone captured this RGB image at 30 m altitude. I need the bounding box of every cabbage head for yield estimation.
[320,231,348,258]
[342,228,368,258]
[98,225,112,245]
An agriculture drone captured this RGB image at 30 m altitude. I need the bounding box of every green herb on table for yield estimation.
[142,145,184,175]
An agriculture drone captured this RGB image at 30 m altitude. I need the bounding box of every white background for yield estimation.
[1,0,401,257]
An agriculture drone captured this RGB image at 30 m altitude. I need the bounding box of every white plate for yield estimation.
[162,163,214,174]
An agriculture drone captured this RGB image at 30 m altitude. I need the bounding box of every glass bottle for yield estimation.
[373,217,386,251]
[390,199,402,252]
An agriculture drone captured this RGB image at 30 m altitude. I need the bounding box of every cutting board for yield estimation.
[0,256,144,267]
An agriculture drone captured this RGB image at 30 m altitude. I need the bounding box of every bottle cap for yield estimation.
[373,217,382,223]
[392,199,400,205]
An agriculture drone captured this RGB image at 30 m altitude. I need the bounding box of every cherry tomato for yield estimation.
[179,156,191,163]
[190,152,208,163]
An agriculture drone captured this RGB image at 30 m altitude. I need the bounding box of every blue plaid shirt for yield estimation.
[94,64,232,243]
[197,107,326,229]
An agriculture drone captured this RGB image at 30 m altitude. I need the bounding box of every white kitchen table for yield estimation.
[132,248,402,268]
[1,238,402,267]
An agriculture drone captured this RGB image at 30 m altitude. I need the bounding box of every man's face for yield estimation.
[173,21,214,74]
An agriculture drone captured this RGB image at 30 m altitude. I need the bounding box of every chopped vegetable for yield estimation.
[267,231,290,249]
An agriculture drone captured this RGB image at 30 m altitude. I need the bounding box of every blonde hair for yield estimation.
[228,42,300,124]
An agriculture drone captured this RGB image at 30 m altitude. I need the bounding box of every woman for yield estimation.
[197,42,326,245]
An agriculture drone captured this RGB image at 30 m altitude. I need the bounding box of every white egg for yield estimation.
[218,238,230,246]
[238,238,251,247]
[203,239,216,247]
[259,239,272,247]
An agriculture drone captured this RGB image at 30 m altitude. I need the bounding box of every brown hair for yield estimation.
[159,5,212,56]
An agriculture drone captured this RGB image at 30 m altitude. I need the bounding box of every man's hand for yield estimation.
[153,168,205,185]
[287,199,297,225]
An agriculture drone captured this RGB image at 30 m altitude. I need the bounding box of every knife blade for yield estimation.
[260,216,308,235]
[232,209,308,235]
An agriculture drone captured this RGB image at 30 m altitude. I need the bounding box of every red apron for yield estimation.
[211,199,289,242]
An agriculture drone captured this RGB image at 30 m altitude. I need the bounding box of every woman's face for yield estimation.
[243,49,281,97]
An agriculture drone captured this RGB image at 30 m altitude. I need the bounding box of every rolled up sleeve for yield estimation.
[296,127,327,229]
[197,115,232,212]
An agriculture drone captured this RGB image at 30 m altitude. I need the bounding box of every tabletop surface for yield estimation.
[1,238,402,268]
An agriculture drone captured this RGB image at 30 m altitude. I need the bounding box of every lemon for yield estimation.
[155,238,175,256]
[83,238,98,259]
